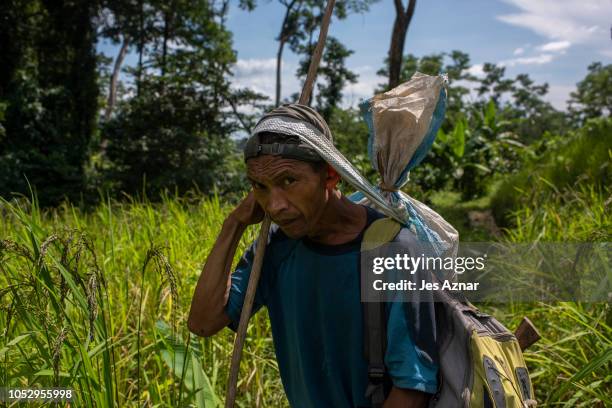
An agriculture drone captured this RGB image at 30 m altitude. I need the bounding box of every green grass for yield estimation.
[491,117,611,227]
[494,183,611,407]
[1,181,610,406]
[430,171,611,405]
[428,190,493,241]
[0,194,286,407]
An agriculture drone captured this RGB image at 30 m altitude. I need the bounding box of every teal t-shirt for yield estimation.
[226,207,438,407]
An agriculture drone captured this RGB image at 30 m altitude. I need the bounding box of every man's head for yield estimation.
[244,104,339,238]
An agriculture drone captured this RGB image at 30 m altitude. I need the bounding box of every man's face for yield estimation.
[246,155,331,238]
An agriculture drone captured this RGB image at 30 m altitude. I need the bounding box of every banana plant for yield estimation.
[431,100,526,199]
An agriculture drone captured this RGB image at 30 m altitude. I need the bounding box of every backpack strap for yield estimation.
[361,218,402,408]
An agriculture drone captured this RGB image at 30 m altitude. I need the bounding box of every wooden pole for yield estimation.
[225,215,271,407]
[299,0,336,105]
[225,1,336,406]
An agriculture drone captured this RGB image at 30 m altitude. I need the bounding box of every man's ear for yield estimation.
[324,164,341,190]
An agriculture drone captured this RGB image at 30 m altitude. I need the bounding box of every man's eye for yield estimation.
[252,181,266,190]
[283,177,296,186]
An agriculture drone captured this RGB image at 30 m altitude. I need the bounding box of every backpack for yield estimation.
[361,218,537,408]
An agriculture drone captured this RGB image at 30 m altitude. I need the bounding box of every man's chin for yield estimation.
[277,224,306,239]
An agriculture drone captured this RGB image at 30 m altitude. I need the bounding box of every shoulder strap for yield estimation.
[362,218,402,251]
[361,218,401,408]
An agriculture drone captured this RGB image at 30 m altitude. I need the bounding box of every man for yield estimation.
[188,104,438,407]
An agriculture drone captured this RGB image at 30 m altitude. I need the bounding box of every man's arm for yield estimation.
[187,192,263,337]
[383,386,430,408]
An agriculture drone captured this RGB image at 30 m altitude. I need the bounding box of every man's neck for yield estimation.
[306,191,367,245]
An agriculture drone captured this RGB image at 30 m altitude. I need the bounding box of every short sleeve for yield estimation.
[384,301,439,394]
[383,227,439,394]
[225,241,268,331]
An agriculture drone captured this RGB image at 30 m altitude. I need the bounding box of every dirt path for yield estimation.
[467,210,502,238]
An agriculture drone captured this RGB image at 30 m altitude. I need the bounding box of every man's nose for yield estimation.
[266,187,289,216]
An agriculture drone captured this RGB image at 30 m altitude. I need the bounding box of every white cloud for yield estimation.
[501,53,555,67]
[545,84,575,111]
[466,63,485,78]
[513,47,525,55]
[234,58,277,75]
[537,40,571,53]
[342,66,379,108]
[230,58,300,101]
[230,58,380,108]
[600,49,612,59]
[498,0,612,45]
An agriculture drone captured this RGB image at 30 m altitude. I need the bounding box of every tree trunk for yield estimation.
[227,95,252,134]
[275,39,285,107]
[306,12,315,106]
[388,0,416,89]
[105,37,129,121]
[137,0,144,96]
[275,0,299,107]
[161,9,170,79]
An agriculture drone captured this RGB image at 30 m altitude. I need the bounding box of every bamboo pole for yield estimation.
[225,0,336,406]
[224,215,271,406]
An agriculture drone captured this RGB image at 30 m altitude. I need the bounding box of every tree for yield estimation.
[387,0,416,89]
[505,73,567,143]
[314,38,358,119]
[476,63,514,105]
[376,50,476,127]
[0,0,100,206]
[240,0,375,107]
[293,36,357,120]
[327,107,375,185]
[97,0,143,120]
[225,88,271,135]
[237,0,306,107]
[100,0,240,197]
[569,62,612,125]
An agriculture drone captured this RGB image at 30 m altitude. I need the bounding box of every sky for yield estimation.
[98,0,612,111]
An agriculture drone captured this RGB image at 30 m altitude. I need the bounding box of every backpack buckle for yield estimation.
[368,364,386,380]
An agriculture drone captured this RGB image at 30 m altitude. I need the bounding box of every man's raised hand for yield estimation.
[229,191,265,226]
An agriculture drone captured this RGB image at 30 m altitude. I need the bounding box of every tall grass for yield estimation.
[430,115,611,405]
[0,194,286,407]
[491,117,611,226]
[486,167,611,405]
[2,189,609,406]
[2,144,611,407]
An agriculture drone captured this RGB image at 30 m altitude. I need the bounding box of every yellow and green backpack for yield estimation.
[361,218,537,408]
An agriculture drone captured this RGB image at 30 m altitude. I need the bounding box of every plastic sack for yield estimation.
[350,72,458,258]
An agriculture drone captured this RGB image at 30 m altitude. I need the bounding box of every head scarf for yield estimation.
[243,104,334,163]
[256,103,333,143]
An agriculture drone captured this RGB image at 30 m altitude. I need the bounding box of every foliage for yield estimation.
[0,0,603,209]
[374,51,579,200]
[326,106,376,187]
[0,0,99,206]
[412,100,525,199]
[431,117,611,405]
[0,193,285,407]
[568,62,612,125]
[490,171,611,406]
[225,88,272,135]
[98,0,245,199]
[376,50,476,120]
[101,83,240,198]
[294,36,358,121]
[2,186,610,406]
[239,0,376,107]
[491,117,612,226]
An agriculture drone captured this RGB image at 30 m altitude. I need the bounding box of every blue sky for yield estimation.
[98,0,612,110]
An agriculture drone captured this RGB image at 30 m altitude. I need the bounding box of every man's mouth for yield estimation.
[275,217,298,227]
